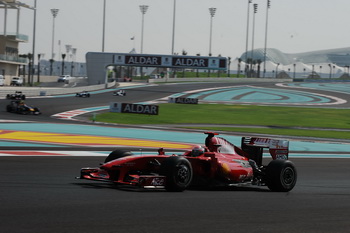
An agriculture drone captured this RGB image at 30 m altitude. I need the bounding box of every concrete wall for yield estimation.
[0,75,91,86]
[1,75,65,85]
[86,52,114,85]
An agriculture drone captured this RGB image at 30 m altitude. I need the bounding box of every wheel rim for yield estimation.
[281,167,295,186]
[176,165,190,185]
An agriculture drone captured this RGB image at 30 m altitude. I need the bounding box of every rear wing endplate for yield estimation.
[242,137,289,160]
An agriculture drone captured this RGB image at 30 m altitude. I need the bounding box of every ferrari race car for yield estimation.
[75,91,90,98]
[6,100,41,115]
[113,89,126,96]
[6,91,26,100]
[78,132,297,192]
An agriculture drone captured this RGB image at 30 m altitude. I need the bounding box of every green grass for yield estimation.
[94,104,350,139]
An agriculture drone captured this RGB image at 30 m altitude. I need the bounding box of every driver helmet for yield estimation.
[192,146,205,157]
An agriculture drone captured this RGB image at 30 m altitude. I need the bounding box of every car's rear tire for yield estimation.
[160,156,193,192]
[104,150,133,163]
[266,160,297,192]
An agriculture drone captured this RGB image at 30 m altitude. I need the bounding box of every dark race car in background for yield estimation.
[6,91,26,100]
[6,100,41,115]
[75,91,90,98]
[78,132,297,192]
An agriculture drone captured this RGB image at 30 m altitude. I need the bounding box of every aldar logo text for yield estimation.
[112,53,227,70]
[168,97,198,104]
[110,103,159,115]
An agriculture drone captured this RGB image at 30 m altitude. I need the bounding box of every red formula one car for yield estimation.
[78,132,297,192]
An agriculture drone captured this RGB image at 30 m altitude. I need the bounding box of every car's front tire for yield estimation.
[160,156,193,192]
[266,160,297,192]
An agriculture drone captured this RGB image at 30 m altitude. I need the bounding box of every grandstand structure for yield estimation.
[238,47,350,78]
[240,47,350,66]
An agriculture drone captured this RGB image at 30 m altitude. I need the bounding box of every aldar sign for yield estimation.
[110,102,159,115]
[113,53,227,70]
[172,57,207,68]
[168,97,198,104]
[125,56,162,66]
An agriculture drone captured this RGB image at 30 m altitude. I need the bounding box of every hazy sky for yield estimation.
[2,0,350,62]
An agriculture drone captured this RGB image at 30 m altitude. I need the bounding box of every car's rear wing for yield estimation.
[241,137,289,161]
[204,132,289,166]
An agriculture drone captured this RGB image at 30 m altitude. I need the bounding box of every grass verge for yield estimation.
[94,104,350,139]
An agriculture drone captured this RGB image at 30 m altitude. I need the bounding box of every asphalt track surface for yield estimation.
[1,81,350,233]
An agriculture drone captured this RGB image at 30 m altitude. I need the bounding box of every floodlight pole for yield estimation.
[171,0,176,55]
[245,0,252,63]
[139,5,149,53]
[208,7,216,56]
[102,0,106,52]
[250,4,258,77]
[263,0,271,78]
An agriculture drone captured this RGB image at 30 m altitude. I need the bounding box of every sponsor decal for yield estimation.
[110,102,122,113]
[151,177,165,186]
[125,56,162,66]
[168,97,198,104]
[173,57,207,68]
[221,163,231,175]
[112,53,227,70]
[110,103,159,115]
[252,138,271,146]
[122,103,159,115]
[161,56,172,66]
[276,155,288,160]
[98,172,108,178]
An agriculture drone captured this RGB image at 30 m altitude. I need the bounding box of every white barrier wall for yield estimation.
[0,82,116,98]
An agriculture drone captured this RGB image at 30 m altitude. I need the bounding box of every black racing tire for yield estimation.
[266,160,297,192]
[22,95,26,100]
[104,150,133,163]
[160,156,193,192]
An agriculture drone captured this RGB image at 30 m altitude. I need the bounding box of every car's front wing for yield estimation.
[77,167,166,189]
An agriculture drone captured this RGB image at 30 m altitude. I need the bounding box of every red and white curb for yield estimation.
[52,110,92,120]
